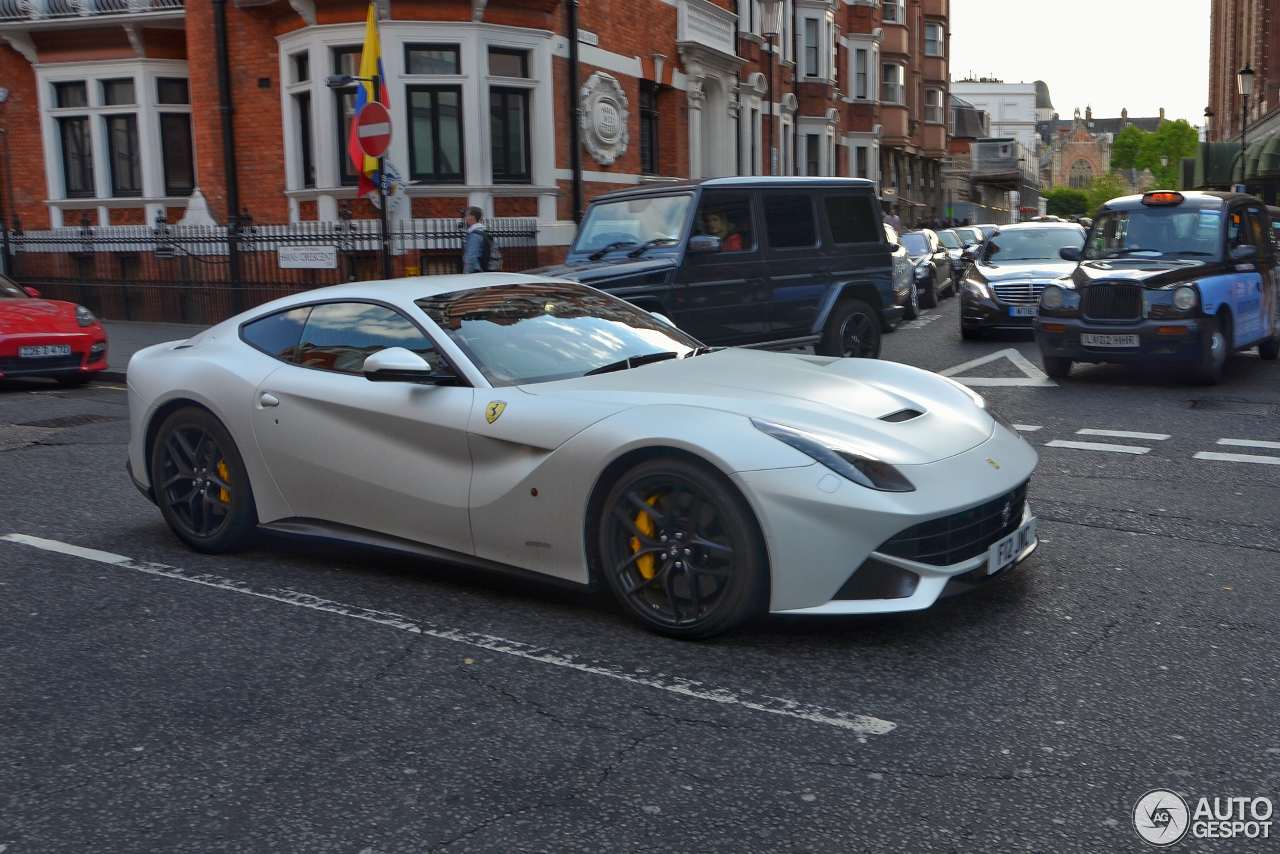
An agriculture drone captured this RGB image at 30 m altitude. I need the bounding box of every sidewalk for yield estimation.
[101,320,208,381]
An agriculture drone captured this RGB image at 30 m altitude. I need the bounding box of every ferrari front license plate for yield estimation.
[1009,306,1037,317]
[986,518,1036,576]
[1080,333,1139,348]
[19,344,71,358]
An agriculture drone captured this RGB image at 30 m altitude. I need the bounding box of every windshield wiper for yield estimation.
[627,237,679,258]
[584,351,679,376]
[588,240,638,261]
[684,346,721,358]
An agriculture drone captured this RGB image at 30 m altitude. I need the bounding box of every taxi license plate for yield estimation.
[986,518,1037,576]
[1081,333,1139,348]
[1009,306,1038,317]
[18,344,71,358]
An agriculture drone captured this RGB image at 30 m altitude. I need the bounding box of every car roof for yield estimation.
[588,175,878,203]
[1100,190,1251,211]
[237,273,570,318]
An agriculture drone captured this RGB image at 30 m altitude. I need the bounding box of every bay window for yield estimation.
[332,47,361,186]
[924,88,945,124]
[57,116,94,199]
[408,86,464,182]
[882,0,904,24]
[925,23,944,57]
[804,19,819,77]
[881,63,904,105]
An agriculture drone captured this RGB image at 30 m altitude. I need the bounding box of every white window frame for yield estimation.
[845,34,879,103]
[37,59,192,227]
[276,22,554,223]
[738,0,760,37]
[881,62,905,105]
[924,87,945,124]
[797,115,837,176]
[924,22,944,57]
[882,0,905,24]
[797,6,837,82]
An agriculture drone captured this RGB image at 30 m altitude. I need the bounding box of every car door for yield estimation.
[671,190,768,344]
[760,190,830,340]
[1226,205,1268,347]
[248,300,476,555]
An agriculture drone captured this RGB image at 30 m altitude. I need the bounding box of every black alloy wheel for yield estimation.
[818,298,881,358]
[150,407,257,553]
[902,280,920,321]
[597,458,768,639]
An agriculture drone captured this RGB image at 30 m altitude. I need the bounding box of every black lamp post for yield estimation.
[326,73,392,280]
[1203,106,1213,188]
[1237,63,1255,188]
[761,0,783,176]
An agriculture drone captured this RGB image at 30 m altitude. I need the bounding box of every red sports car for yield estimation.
[0,275,107,385]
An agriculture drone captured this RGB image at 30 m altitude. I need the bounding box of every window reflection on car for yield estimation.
[983,228,1085,263]
[572,194,692,255]
[1084,209,1221,260]
[0,276,27,299]
[418,283,701,387]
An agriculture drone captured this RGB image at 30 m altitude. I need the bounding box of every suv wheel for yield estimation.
[818,299,881,359]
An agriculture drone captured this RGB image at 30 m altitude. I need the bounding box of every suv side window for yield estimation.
[692,192,757,253]
[763,193,819,249]
[825,194,880,244]
[241,306,312,361]
[296,302,439,375]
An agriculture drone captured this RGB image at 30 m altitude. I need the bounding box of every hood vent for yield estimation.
[880,408,924,423]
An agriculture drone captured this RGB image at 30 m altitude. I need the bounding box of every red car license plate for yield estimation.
[19,344,72,358]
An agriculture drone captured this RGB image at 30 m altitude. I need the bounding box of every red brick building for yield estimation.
[1204,0,1280,198]
[0,0,950,260]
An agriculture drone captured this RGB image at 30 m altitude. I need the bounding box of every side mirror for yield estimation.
[1059,246,1082,262]
[22,286,40,298]
[362,347,454,384]
[687,234,721,254]
[1231,244,1259,262]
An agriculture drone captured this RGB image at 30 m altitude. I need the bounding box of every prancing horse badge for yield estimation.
[485,401,507,424]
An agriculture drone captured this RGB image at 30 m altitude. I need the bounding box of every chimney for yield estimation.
[1121,107,1128,121]
[1085,105,1093,123]
[1159,107,1165,121]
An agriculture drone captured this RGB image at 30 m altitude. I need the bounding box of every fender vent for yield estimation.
[880,408,924,423]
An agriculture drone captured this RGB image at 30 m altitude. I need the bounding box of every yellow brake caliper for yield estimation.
[629,495,662,580]
[216,460,231,504]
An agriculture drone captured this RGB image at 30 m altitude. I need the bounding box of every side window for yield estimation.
[1228,209,1254,248]
[1244,207,1267,251]
[825,194,880,244]
[296,302,439,375]
[763,193,818,249]
[692,192,756,253]
[241,306,311,361]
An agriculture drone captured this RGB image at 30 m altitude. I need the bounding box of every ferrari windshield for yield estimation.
[0,276,27,299]
[418,283,702,386]
[572,194,692,254]
[983,227,1084,262]
[1084,208,1222,260]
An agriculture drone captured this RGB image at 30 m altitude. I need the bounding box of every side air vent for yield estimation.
[880,408,924,423]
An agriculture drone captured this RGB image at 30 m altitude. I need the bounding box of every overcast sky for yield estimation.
[949,0,1212,126]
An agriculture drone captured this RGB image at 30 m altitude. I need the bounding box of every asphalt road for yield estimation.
[2,297,1279,853]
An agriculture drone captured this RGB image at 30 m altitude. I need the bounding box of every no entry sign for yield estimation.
[355,101,392,159]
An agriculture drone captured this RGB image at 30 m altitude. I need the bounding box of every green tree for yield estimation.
[1111,125,1145,171]
[1085,172,1129,211]
[1044,186,1090,217]
[1109,120,1200,188]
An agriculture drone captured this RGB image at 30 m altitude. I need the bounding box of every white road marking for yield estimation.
[1194,451,1280,466]
[1216,438,1280,450]
[1013,424,1042,432]
[1044,440,1152,455]
[0,534,896,736]
[899,313,941,330]
[939,348,1057,388]
[1076,429,1171,441]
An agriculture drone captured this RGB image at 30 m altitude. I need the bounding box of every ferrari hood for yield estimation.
[521,348,995,465]
[0,299,79,335]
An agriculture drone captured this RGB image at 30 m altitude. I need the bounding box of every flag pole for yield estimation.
[372,71,392,280]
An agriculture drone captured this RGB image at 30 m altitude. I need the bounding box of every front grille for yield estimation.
[992,281,1051,305]
[0,354,83,373]
[878,482,1028,566]
[1082,283,1143,320]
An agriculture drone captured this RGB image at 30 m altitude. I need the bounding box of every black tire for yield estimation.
[595,457,769,640]
[920,278,939,309]
[56,373,91,387]
[1194,315,1228,385]
[1042,355,1072,379]
[817,298,881,358]
[960,323,982,341]
[1259,336,1280,360]
[902,281,919,321]
[149,406,258,553]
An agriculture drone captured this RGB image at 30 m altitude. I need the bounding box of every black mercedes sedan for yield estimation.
[959,222,1087,339]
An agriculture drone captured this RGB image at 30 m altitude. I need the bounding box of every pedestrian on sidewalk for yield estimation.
[462,206,491,273]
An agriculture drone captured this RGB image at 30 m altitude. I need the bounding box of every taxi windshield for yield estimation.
[1084,207,1222,260]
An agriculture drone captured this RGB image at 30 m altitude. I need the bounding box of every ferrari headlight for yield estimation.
[75,305,96,327]
[963,278,990,299]
[751,419,915,492]
[1173,286,1198,311]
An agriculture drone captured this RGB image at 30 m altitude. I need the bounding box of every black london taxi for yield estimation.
[1035,191,1280,384]
[529,177,900,358]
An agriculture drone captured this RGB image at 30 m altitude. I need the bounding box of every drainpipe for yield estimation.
[566,0,584,223]
[212,0,242,308]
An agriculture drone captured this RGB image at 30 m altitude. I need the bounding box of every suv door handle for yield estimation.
[259,393,280,408]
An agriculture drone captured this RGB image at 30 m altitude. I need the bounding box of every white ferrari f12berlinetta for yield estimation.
[127,273,1038,638]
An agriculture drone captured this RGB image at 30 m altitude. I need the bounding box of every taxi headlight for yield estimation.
[1173,286,1198,311]
[751,419,915,492]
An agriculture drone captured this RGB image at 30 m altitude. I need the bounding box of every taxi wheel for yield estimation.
[1259,337,1280,361]
[1195,316,1228,385]
[1042,355,1072,379]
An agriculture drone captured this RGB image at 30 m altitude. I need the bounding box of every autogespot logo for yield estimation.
[1134,789,1190,846]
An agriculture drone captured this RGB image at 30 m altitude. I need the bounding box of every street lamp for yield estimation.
[1203,106,1214,188]
[761,0,783,176]
[1237,63,1255,188]
[326,72,391,279]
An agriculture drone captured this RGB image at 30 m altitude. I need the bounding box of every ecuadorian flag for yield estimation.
[346,3,389,199]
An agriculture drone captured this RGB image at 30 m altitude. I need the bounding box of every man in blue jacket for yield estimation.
[462,206,489,273]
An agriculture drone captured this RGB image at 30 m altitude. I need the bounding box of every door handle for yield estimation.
[259,393,280,408]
